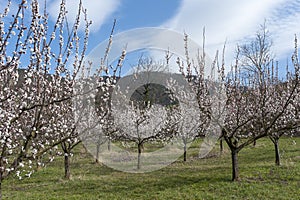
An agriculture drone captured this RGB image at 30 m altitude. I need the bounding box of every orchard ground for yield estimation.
[3,137,300,200]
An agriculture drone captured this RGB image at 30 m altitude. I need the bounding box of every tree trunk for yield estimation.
[183,140,187,162]
[36,156,42,171]
[96,143,100,163]
[137,143,142,170]
[107,140,111,151]
[274,138,280,166]
[253,140,256,147]
[0,175,2,200]
[231,150,240,181]
[219,138,223,154]
[36,156,40,170]
[64,154,71,179]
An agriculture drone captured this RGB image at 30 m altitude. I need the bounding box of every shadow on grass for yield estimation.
[58,164,232,197]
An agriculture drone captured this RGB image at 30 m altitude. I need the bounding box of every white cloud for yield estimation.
[162,0,299,68]
[267,0,300,59]
[46,0,120,33]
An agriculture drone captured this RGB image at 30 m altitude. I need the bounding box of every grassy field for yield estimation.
[3,137,300,200]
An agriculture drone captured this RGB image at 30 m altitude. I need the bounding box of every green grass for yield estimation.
[3,137,300,200]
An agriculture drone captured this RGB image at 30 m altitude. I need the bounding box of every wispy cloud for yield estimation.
[267,0,300,59]
[47,0,121,33]
[162,0,300,66]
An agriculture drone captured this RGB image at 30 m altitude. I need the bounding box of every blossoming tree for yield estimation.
[0,0,91,194]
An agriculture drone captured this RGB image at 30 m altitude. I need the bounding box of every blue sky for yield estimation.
[47,0,182,44]
[3,0,300,77]
[56,0,300,77]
